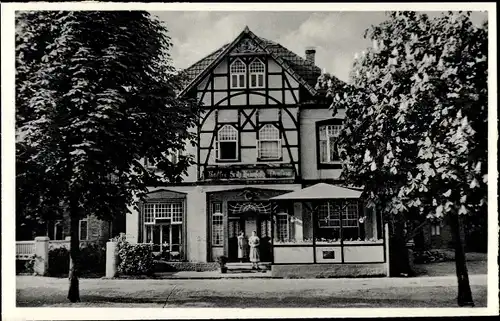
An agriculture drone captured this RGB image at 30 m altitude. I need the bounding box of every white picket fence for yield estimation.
[16,241,36,260]
[16,239,87,260]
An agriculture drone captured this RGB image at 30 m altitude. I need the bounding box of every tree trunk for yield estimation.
[450,212,474,307]
[67,207,81,303]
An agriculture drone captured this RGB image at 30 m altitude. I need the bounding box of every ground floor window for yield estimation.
[79,218,89,241]
[211,202,224,246]
[142,201,184,261]
[316,201,362,242]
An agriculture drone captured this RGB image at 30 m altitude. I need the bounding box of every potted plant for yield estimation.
[217,255,229,274]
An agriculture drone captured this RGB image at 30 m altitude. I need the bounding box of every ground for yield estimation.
[16,275,487,308]
[15,255,488,308]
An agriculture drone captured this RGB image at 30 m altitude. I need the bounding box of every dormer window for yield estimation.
[257,124,281,160]
[249,58,265,88]
[216,125,239,161]
[230,59,246,89]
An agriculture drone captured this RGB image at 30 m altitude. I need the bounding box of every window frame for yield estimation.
[54,221,63,240]
[249,58,265,89]
[216,124,239,162]
[211,202,224,247]
[257,124,282,161]
[431,223,441,236]
[316,119,344,169]
[79,218,89,241]
[276,212,290,242]
[230,59,247,89]
[141,200,186,261]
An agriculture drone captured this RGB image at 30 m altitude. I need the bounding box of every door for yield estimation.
[228,217,242,262]
[258,217,272,262]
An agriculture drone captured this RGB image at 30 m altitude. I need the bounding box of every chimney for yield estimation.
[305,46,316,65]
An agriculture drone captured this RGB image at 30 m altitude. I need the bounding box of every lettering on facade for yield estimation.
[204,166,295,181]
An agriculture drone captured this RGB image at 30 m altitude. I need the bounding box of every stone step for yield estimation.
[227,262,271,270]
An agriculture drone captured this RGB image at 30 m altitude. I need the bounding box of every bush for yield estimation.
[48,247,70,276]
[116,238,154,276]
[80,243,106,274]
[47,243,106,277]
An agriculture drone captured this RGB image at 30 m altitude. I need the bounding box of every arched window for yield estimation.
[216,125,238,161]
[257,124,281,160]
[230,59,246,89]
[249,58,265,88]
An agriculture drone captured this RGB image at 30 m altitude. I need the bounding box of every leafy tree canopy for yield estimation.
[16,11,199,225]
[317,11,488,224]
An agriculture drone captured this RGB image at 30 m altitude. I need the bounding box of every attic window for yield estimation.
[249,58,265,88]
[230,59,246,89]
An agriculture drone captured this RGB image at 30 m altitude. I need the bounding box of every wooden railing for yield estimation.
[16,241,35,260]
[16,239,94,260]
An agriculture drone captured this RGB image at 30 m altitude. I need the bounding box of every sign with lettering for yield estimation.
[322,250,336,259]
[204,165,295,181]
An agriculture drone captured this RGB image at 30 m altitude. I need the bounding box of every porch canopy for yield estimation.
[270,183,362,201]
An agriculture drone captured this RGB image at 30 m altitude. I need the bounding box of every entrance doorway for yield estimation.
[227,212,272,262]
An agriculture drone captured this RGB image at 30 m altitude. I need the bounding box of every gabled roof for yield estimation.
[270,183,362,201]
[178,26,342,98]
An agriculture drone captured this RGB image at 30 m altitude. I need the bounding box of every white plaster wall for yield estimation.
[125,204,139,244]
[343,245,384,263]
[274,246,314,263]
[300,108,346,180]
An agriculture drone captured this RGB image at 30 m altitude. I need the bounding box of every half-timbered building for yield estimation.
[125,27,389,277]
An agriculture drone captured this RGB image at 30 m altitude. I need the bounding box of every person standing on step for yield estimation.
[237,231,248,263]
[248,230,260,270]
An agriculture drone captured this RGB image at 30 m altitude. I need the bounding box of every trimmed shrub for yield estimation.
[115,238,154,276]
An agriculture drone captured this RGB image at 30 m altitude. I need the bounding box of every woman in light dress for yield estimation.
[237,231,248,263]
[248,230,260,270]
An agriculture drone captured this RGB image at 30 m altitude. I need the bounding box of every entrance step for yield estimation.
[227,262,271,271]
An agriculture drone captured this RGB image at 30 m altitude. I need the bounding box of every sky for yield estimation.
[151,11,488,83]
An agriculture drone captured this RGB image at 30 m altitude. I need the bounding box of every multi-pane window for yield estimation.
[230,59,246,89]
[249,59,265,88]
[79,218,88,241]
[276,213,290,242]
[216,125,238,161]
[143,202,184,224]
[257,124,281,160]
[142,202,184,261]
[318,202,341,227]
[261,219,272,238]
[317,201,360,240]
[211,202,224,246]
[319,124,343,163]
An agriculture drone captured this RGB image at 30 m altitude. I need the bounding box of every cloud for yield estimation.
[152,11,489,83]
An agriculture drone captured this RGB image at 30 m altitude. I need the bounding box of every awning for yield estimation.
[270,183,362,201]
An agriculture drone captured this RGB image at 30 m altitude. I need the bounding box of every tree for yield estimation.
[317,11,487,306]
[16,11,199,302]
